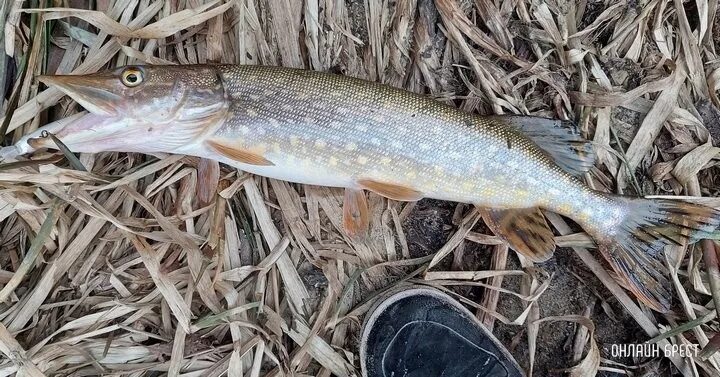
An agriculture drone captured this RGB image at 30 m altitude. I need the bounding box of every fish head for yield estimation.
[36,65,230,152]
[39,65,229,121]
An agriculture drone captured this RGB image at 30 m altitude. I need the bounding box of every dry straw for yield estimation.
[0,0,719,376]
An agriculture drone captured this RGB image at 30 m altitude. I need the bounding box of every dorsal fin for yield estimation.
[488,115,595,176]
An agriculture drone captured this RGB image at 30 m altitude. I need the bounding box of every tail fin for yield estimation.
[594,196,720,312]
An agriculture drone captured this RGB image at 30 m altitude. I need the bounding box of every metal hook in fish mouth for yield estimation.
[27,137,47,149]
[27,130,54,149]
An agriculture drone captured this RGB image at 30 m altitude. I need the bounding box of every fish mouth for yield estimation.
[38,74,124,117]
[16,113,133,155]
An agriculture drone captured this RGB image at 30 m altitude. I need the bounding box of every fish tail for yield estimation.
[591,195,720,312]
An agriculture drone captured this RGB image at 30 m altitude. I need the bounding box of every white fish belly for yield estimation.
[179,143,357,188]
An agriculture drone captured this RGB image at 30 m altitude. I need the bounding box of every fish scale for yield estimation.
[5,64,720,313]
[207,64,576,210]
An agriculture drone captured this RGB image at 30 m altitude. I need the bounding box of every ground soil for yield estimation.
[399,199,661,376]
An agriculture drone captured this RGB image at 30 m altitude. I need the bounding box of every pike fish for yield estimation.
[6,65,720,312]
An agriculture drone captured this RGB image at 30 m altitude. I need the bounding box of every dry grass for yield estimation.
[0,0,719,376]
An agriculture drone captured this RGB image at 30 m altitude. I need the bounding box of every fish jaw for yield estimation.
[1,112,90,159]
[6,112,206,157]
[7,109,228,158]
[38,74,123,117]
[8,113,136,155]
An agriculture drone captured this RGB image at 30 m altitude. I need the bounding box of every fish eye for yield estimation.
[120,68,144,87]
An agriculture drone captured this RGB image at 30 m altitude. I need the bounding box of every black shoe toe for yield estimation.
[360,287,524,377]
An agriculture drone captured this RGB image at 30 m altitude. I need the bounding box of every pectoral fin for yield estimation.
[478,206,555,262]
[205,139,274,166]
[343,188,369,239]
[358,179,423,201]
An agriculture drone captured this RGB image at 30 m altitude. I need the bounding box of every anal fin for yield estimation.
[478,206,555,262]
[205,139,274,166]
[343,188,369,239]
[358,179,423,202]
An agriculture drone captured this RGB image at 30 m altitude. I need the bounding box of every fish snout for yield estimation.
[38,74,124,117]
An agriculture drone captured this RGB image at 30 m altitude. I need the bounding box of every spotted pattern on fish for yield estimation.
[206,65,599,218]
